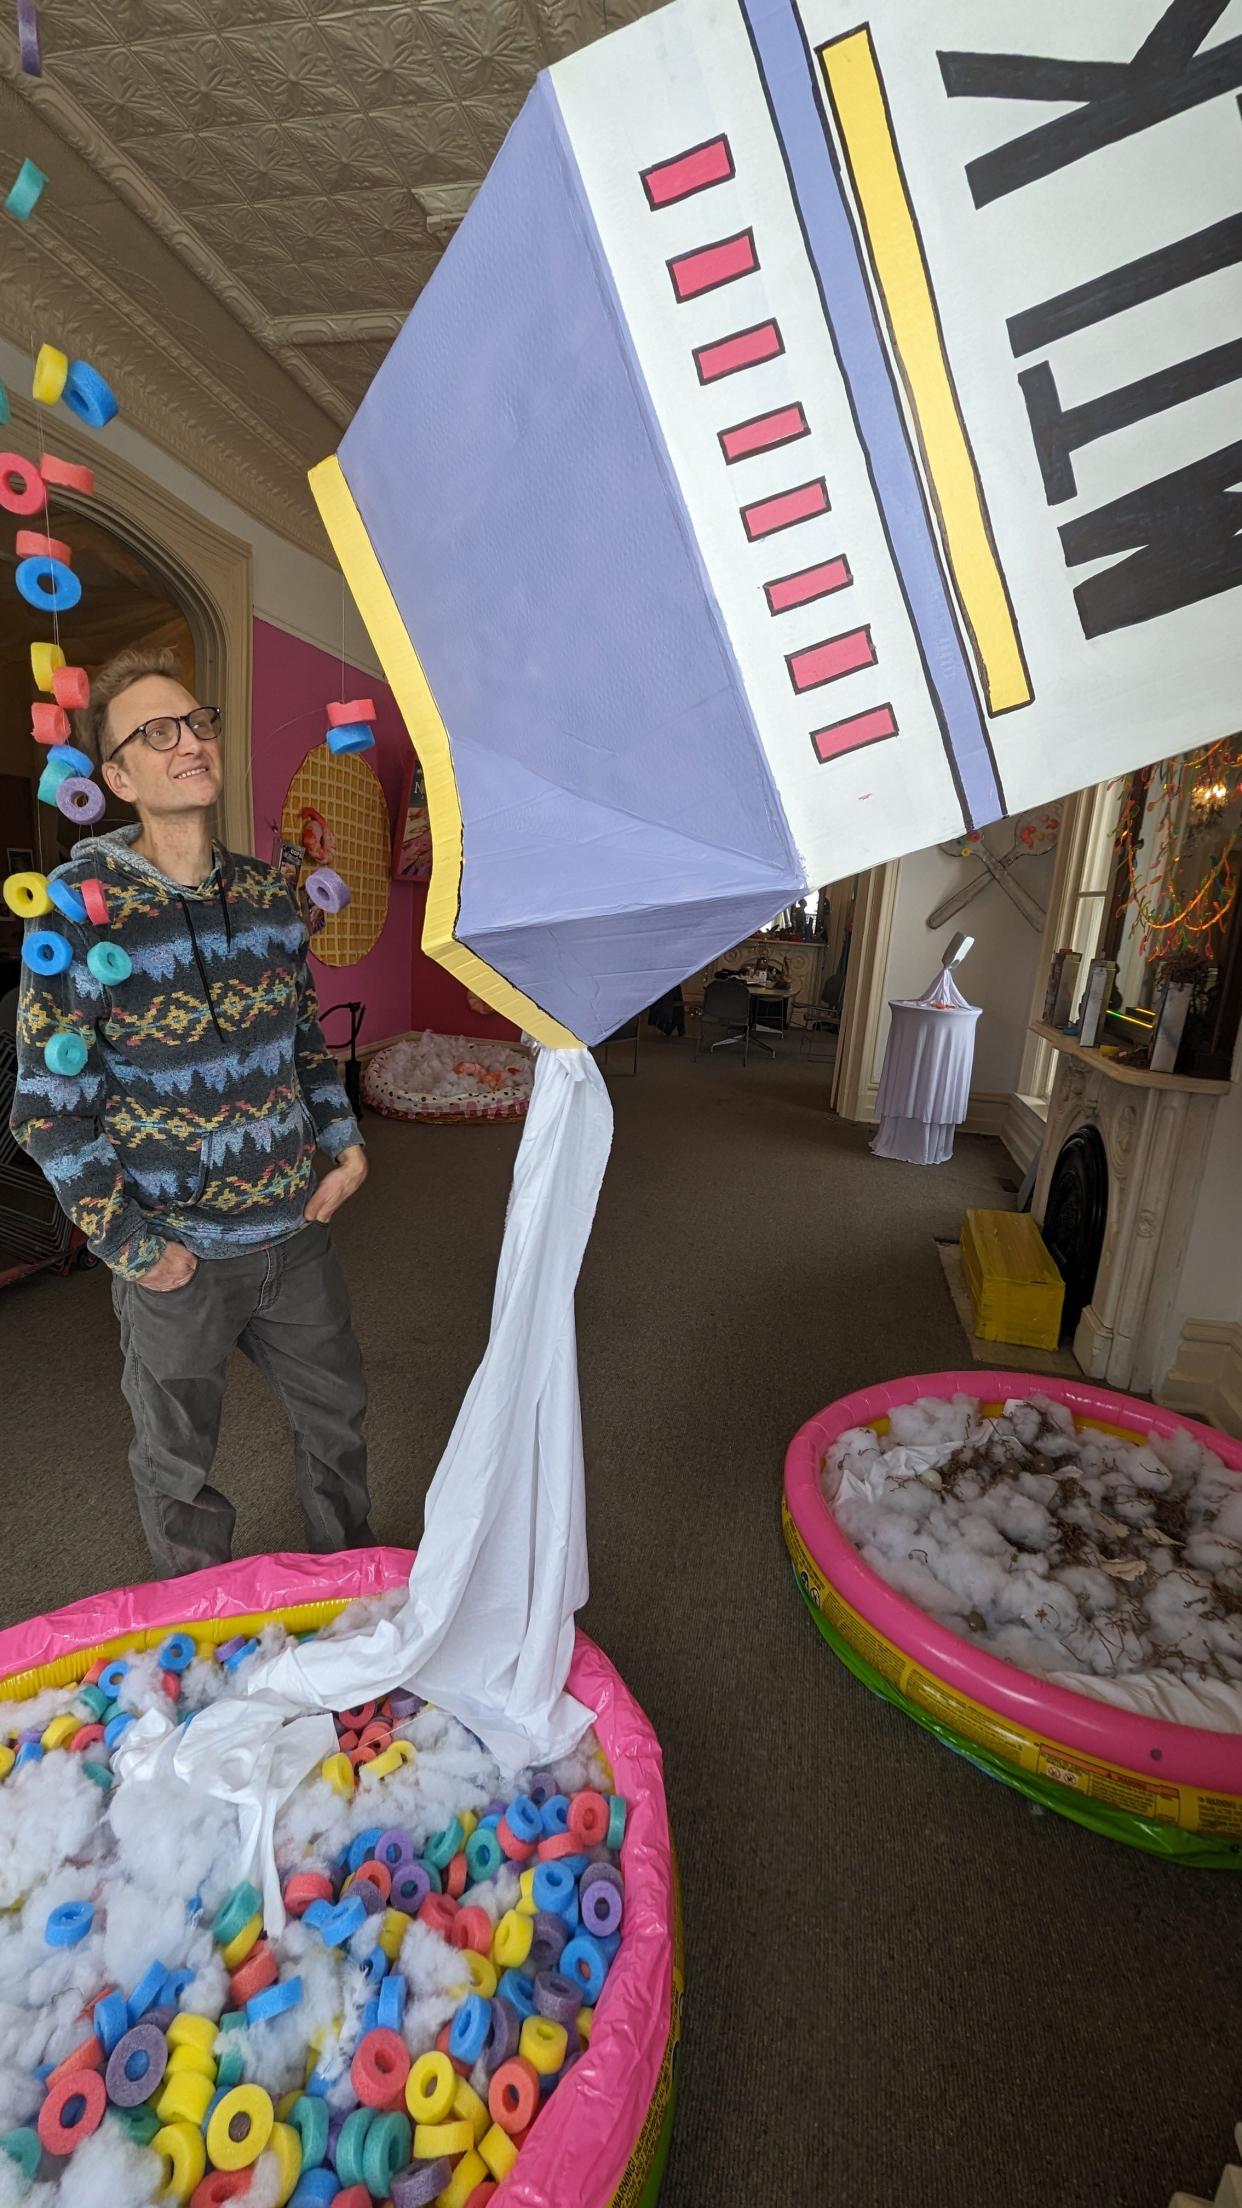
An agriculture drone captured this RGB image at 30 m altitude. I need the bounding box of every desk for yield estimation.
[872,996,980,1164]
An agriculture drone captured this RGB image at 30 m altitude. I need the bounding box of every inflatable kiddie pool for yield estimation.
[0,1548,682,2207]
[362,1036,533,1125]
[783,1373,1242,1868]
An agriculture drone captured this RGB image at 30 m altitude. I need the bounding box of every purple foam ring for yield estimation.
[526,1770,558,1809]
[144,2007,176,2034]
[56,776,105,824]
[584,1845,613,1866]
[481,1996,519,2076]
[375,1829,415,1871]
[17,0,41,75]
[16,1727,42,1746]
[387,1692,423,1722]
[305,866,350,915]
[532,1972,581,2028]
[529,1911,569,1975]
[389,1861,430,1914]
[484,1799,508,1820]
[217,1636,247,1663]
[349,1877,386,1918]
[579,1864,624,1936]
[106,2023,168,2106]
[391,2160,452,2207]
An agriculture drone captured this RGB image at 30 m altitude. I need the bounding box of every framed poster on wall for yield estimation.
[393,751,432,882]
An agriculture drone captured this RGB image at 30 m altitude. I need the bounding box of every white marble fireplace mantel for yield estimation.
[1030,1024,1230,1397]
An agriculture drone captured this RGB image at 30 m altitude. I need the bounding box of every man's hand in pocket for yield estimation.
[137,1242,198,1293]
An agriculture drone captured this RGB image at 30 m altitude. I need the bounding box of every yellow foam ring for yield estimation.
[266,2119,303,2205]
[463,1948,498,1999]
[165,2042,216,2080]
[31,641,65,692]
[457,1809,478,1842]
[577,2006,594,2043]
[207,2085,274,2170]
[452,2076,489,2147]
[167,2014,216,2058]
[389,1739,415,1765]
[40,1714,77,1750]
[780,1498,1242,1836]
[412,2118,474,2161]
[520,2014,568,2076]
[276,2090,300,2121]
[378,1907,411,1961]
[406,2049,456,2125]
[363,1744,403,1780]
[434,2147,487,2206]
[819,29,1032,718]
[3,872,52,919]
[322,1752,354,1798]
[155,2069,214,2128]
[308,455,582,1052]
[151,2121,206,2203]
[32,343,69,406]
[492,1909,533,1970]
[517,1866,538,1917]
[0,1748,13,1783]
[220,1912,263,1971]
[481,2122,520,2181]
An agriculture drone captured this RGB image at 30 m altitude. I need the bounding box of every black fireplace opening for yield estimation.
[1042,1125,1108,1337]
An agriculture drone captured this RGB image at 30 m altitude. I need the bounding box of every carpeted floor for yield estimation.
[1,1036,1235,2204]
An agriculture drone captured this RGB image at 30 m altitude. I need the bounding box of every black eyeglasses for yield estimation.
[110,706,222,760]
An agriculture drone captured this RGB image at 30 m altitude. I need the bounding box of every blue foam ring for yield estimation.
[156,1632,195,1674]
[220,1637,259,1672]
[376,1973,406,2032]
[606,1795,627,1850]
[531,1863,574,1916]
[205,2085,230,2124]
[289,2093,329,2170]
[45,1900,93,1948]
[448,1992,490,2066]
[3,157,47,221]
[247,1975,303,2024]
[497,1969,536,2021]
[560,1933,607,2004]
[127,1958,168,2023]
[94,1989,129,2055]
[291,2170,340,2207]
[560,1889,580,1935]
[324,722,375,756]
[46,876,87,924]
[47,743,93,778]
[15,554,82,613]
[359,1998,380,2038]
[21,927,71,978]
[309,1895,366,1947]
[362,1944,389,1985]
[86,940,131,984]
[103,1711,135,1750]
[44,1030,87,1077]
[159,1967,194,2008]
[304,2066,332,2100]
[540,1794,570,1837]
[595,1930,621,1964]
[347,1828,383,1874]
[558,1853,590,1877]
[63,358,119,430]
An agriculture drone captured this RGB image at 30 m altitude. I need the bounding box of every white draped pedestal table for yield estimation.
[871,974,981,1166]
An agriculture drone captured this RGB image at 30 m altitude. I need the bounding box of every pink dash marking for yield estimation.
[719,403,809,464]
[642,136,735,210]
[668,229,758,302]
[764,556,852,614]
[740,477,829,541]
[811,705,898,764]
[694,319,784,384]
[788,628,876,692]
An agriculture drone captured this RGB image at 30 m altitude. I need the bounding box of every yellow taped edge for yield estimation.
[783,1500,1242,1838]
[307,456,582,1052]
[820,29,1032,718]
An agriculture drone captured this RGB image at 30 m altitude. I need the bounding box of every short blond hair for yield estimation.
[78,644,186,764]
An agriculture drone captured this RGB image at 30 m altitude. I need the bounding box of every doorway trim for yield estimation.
[9,392,255,854]
[831,859,899,1120]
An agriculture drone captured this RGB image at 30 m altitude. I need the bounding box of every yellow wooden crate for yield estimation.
[960,1208,1065,1350]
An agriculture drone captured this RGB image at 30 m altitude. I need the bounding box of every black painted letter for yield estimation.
[1060,439,1242,637]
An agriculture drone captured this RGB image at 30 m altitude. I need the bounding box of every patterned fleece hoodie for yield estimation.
[9,824,361,1279]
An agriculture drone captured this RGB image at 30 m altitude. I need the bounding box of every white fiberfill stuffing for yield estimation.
[824,1393,1242,1732]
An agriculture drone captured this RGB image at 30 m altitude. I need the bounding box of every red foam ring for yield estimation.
[190,2172,253,2207]
[161,1669,182,1700]
[351,1859,392,1901]
[38,2064,107,2154]
[0,451,47,517]
[229,1942,277,2005]
[39,452,94,495]
[348,1743,379,1768]
[82,1659,107,1684]
[47,2035,102,2085]
[356,1722,391,1749]
[418,1894,458,1940]
[53,665,90,710]
[496,1818,533,1864]
[69,1724,104,1752]
[327,699,375,725]
[15,530,71,564]
[444,1853,468,1899]
[81,1985,117,2023]
[31,702,70,746]
[80,879,109,926]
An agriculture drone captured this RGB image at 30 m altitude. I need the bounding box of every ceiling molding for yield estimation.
[267,313,407,347]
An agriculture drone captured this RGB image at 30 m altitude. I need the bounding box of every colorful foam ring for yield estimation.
[45,1900,93,1948]
[3,871,51,918]
[532,1969,581,2027]
[405,2050,456,2127]
[567,1789,609,1847]
[212,1881,263,1947]
[579,1862,624,1936]
[480,2122,519,2181]
[31,344,68,408]
[529,1911,569,1975]
[361,2109,411,2197]
[206,2084,274,2170]
[283,1871,333,1917]
[16,553,83,612]
[15,527,71,563]
[38,762,70,807]
[0,382,6,426]
[325,721,376,756]
[62,358,119,430]
[150,2120,206,2203]
[0,2129,40,2183]
[519,2014,567,2076]
[327,699,376,726]
[266,2120,303,2204]
[505,1795,543,1848]
[606,1794,627,1850]
[3,156,47,220]
[52,663,90,710]
[57,775,106,825]
[411,2118,474,2162]
[48,741,93,777]
[156,1630,195,1673]
[21,928,72,976]
[79,876,108,926]
[486,2056,540,2137]
[492,1910,534,1972]
[86,938,131,984]
[40,451,94,495]
[390,2159,452,2207]
[31,639,65,690]
[448,1995,490,2068]
[37,2067,106,2155]
[288,2093,328,2170]
[31,701,70,745]
[559,1933,608,2003]
[246,1975,303,2025]
[0,450,46,516]
[466,1826,503,1883]
[304,866,350,915]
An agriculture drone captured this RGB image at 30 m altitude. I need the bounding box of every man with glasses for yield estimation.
[10,647,374,1576]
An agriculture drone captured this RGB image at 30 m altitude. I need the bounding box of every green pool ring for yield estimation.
[335,2106,375,2187]
[212,1881,262,1947]
[0,2126,40,2181]
[361,2110,411,2195]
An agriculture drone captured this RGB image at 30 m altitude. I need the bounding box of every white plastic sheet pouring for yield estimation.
[116,1043,614,1929]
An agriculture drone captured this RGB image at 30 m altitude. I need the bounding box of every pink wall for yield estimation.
[251,619,516,1048]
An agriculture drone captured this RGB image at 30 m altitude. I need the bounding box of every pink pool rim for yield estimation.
[784,1371,1242,1796]
[0,1548,676,2208]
